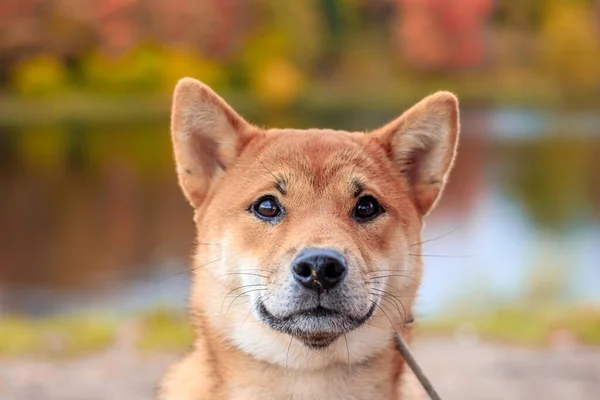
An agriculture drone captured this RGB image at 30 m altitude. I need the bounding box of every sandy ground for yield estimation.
[1,336,599,400]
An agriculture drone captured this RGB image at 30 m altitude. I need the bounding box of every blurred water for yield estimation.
[0,109,598,318]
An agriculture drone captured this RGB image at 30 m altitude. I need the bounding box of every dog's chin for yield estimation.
[256,301,377,349]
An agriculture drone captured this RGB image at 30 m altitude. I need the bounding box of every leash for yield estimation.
[394,332,442,400]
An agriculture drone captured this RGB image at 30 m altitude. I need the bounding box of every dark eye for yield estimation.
[353,196,384,222]
[252,196,282,220]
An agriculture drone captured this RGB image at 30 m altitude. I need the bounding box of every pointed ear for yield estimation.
[374,92,460,215]
[170,78,254,208]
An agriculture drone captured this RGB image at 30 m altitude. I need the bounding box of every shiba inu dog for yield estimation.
[160,78,459,400]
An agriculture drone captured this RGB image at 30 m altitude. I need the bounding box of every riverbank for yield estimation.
[1,333,598,400]
[1,80,599,128]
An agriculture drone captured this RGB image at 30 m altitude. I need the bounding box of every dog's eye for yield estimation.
[353,196,383,222]
[252,196,282,220]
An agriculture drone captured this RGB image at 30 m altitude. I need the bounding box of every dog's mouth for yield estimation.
[257,301,377,348]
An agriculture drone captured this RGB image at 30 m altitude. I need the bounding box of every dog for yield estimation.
[159,77,459,400]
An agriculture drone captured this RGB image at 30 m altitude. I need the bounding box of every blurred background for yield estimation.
[0,0,599,399]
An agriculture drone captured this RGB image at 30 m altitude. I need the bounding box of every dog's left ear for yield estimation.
[374,92,460,215]
[170,78,256,208]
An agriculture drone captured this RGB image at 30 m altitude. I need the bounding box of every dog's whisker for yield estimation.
[384,293,408,323]
[374,292,405,319]
[221,284,267,314]
[368,274,419,284]
[236,268,276,273]
[189,249,249,274]
[157,249,250,284]
[222,272,269,279]
[224,295,262,318]
[154,257,223,283]
[189,257,224,272]
[371,300,402,338]
[367,281,406,294]
[407,253,472,258]
[409,225,465,247]
[371,292,410,323]
[242,295,269,325]
[371,289,407,322]
[223,284,267,299]
[367,293,414,301]
[363,321,387,330]
[343,333,351,374]
[229,299,252,308]
[368,268,413,274]
[224,288,267,316]
[285,335,294,369]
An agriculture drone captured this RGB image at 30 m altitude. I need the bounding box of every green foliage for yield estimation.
[0,315,116,357]
[82,45,166,94]
[159,47,228,93]
[523,262,568,306]
[43,316,117,357]
[266,0,325,69]
[81,44,230,96]
[0,309,193,358]
[565,307,600,344]
[11,55,71,98]
[502,137,596,230]
[538,0,600,91]
[136,307,194,353]
[474,307,552,345]
[421,305,600,346]
[237,26,307,107]
[0,318,38,356]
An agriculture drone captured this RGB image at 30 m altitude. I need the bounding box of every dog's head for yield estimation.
[170,78,459,367]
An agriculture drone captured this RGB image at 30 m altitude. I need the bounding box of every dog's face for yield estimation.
[170,78,459,366]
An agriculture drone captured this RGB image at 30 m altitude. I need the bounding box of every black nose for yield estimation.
[291,248,347,291]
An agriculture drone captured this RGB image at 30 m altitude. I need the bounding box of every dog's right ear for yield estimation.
[372,92,459,216]
[170,78,255,208]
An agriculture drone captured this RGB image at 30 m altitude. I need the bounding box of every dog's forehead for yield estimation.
[256,129,381,176]
[229,128,403,201]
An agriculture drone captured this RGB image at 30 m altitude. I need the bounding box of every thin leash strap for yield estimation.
[394,333,442,400]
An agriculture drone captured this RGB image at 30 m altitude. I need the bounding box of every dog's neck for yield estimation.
[182,286,416,399]
[198,315,409,399]
[160,273,420,400]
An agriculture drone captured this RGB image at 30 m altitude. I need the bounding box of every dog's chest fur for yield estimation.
[225,373,390,400]
[163,339,407,400]
[224,355,402,400]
